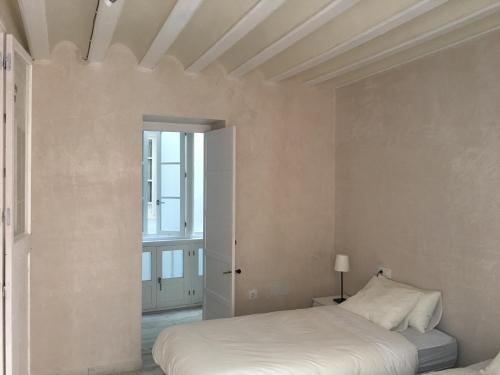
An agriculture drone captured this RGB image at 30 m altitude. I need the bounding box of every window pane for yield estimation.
[193,133,204,234]
[142,252,152,281]
[148,139,153,157]
[160,198,180,232]
[162,250,184,278]
[147,182,152,203]
[198,248,204,276]
[161,164,180,197]
[161,132,180,163]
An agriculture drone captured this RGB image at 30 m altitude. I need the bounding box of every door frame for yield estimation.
[4,34,33,375]
[0,30,5,375]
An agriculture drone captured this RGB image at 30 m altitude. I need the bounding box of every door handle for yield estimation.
[156,199,165,205]
[223,269,242,275]
[157,277,162,291]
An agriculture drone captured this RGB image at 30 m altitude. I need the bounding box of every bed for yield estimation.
[154,305,419,375]
[425,355,498,374]
[153,275,456,375]
[401,328,457,373]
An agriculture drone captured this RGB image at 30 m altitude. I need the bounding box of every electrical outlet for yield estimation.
[248,289,258,300]
[377,266,392,279]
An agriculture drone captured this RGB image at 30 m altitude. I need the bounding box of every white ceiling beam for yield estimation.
[334,24,500,89]
[87,0,125,63]
[139,0,204,70]
[269,0,448,82]
[306,1,500,86]
[17,0,50,60]
[229,0,359,78]
[186,0,286,74]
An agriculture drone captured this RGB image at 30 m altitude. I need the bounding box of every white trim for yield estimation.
[229,0,359,78]
[87,0,124,63]
[5,34,33,375]
[306,1,500,86]
[335,24,500,89]
[17,0,50,60]
[0,31,4,375]
[269,0,447,82]
[142,238,203,248]
[143,122,212,133]
[139,0,204,69]
[186,0,286,73]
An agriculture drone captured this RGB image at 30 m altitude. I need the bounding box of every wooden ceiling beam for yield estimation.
[269,0,447,82]
[139,0,203,70]
[306,1,500,86]
[186,0,286,74]
[229,0,359,78]
[87,0,125,63]
[17,0,50,60]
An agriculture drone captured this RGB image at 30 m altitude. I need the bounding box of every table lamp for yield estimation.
[334,254,350,304]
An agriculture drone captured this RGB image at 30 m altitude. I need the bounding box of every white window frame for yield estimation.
[185,133,205,238]
[143,132,159,234]
[143,117,222,239]
[158,132,186,237]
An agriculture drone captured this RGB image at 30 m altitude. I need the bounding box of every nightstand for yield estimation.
[312,295,349,307]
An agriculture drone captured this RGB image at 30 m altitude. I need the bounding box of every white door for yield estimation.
[4,34,32,375]
[203,127,236,320]
[156,246,190,308]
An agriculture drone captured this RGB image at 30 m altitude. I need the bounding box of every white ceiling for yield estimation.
[14,0,500,87]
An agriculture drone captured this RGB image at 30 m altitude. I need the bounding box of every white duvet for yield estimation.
[153,306,417,375]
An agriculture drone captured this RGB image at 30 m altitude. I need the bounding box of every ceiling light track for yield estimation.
[85,0,100,61]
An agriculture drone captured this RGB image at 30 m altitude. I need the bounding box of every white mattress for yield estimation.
[153,305,418,375]
[400,328,457,373]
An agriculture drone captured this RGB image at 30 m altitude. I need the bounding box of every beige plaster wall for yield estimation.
[31,43,335,374]
[335,30,500,365]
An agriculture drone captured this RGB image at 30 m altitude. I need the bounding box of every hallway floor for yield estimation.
[142,307,203,373]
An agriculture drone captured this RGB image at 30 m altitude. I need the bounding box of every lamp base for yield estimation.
[334,297,346,304]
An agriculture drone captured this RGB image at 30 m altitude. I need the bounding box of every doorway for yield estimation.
[141,131,205,312]
[140,117,237,371]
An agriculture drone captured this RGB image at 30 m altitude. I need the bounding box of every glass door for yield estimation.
[156,246,190,308]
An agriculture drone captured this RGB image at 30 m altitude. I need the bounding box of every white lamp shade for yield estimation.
[334,254,350,272]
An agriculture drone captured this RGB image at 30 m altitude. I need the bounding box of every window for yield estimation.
[161,249,184,278]
[143,131,204,238]
[198,248,204,277]
[142,251,152,281]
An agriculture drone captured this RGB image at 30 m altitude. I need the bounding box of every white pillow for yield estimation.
[340,276,422,330]
[409,289,442,332]
[374,276,442,333]
[482,351,500,375]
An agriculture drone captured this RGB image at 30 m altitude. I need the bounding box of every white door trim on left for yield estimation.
[4,33,33,375]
